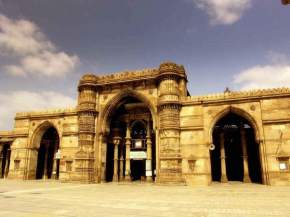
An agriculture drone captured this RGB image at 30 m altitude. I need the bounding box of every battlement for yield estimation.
[97,68,159,84]
[80,62,187,87]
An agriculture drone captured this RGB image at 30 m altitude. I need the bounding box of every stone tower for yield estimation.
[157,62,187,183]
[76,74,98,182]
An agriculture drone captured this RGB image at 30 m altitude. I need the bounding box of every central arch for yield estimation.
[101,90,157,182]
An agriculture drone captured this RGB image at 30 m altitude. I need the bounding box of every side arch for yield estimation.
[99,89,157,135]
[208,106,261,145]
[30,121,61,150]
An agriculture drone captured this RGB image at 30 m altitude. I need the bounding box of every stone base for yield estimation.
[243,175,251,183]
[157,173,186,185]
[221,175,228,183]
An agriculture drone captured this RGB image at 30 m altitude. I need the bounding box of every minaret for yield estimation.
[157,61,187,183]
[76,74,99,182]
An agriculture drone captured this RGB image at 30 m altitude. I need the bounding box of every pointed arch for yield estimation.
[30,121,61,149]
[208,106,260,145]
[99,89,157,135]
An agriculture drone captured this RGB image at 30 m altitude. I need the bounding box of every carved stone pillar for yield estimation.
[220,132,228,183]
[4,147,10,179]
[113,142,119,182]
[241,126,251,183]
[0,145,3,178]
[125,125,131,181]
[146,122,153,182]
[101,135,107,182]
[76,74,98,183]
[157,62,186,184]
[42,141,49,180]
[119,146,124,181]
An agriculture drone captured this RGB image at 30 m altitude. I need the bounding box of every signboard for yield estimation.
[130,151,147,159]
[55,149,61,159]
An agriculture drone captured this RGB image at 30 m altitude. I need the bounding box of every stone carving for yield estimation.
[2,61,290,186]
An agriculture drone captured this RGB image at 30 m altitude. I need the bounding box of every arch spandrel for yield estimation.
[30,120,61,149]
[207,105,261,145]
[99,89,157,135]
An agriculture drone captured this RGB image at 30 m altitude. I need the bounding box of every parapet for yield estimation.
[182,87,290,104]
[15,107,77,120]
[78,61,187,87]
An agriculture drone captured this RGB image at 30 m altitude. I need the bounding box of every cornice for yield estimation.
[15,108,77,120]
[181,88,290,105]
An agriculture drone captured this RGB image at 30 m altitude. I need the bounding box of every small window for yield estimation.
[14,159,20,170]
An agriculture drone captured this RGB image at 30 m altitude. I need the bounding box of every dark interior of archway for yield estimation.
[105,96,155,182]
[1,144,11,178]
[36,127,59,179]
[210,113,262,183]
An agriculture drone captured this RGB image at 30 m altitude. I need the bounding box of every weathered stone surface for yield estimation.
[0,62,289,186]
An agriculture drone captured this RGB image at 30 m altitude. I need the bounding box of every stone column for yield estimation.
[0,145,3,178]
[146,121,153,182]
[119,146,124,181]
[101,135,107,182]
[43,141,49,180]
[4,147,10,179]
[113,142,119,182]
[125,125,131,181]
[52,144,57,179]
[220,132,228,183]
[241,127,251,183]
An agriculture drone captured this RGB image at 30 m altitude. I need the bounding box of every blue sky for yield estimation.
[0,0,290,129]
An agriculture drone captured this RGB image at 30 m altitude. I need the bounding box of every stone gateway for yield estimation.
[0,61,290,186]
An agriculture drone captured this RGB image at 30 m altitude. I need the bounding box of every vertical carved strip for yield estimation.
[157,62,186,183]
[76,74,98,182]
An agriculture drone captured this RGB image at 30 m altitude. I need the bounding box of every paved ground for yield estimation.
[0,180,290,217]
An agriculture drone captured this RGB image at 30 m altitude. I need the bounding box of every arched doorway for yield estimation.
[36,127,60,180]
[105,96,156,182]
[210,112,262,184]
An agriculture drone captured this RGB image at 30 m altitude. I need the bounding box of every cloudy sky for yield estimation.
[0,0,290,130]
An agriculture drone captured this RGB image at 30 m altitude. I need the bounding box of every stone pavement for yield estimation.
[0,180,290,217]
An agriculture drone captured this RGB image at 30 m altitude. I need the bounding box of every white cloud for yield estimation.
[0,91,76,130]
[0,13,79,77]
[266,51,289,65]
[234,52,290,90]
[193,0,251,25]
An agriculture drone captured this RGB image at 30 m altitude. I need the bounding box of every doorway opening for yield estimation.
[0,144,11,178]
[210,112,262,184]
[105,96,155,182]
[36,127,59,180]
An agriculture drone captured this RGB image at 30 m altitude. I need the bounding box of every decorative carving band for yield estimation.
[158,61,187,80]
[78,74,99,90]
[78,112,96,133]
[78,103,97,112]
[159,78,180,96]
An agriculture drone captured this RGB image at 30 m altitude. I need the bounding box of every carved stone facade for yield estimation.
[0,61,290,186]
